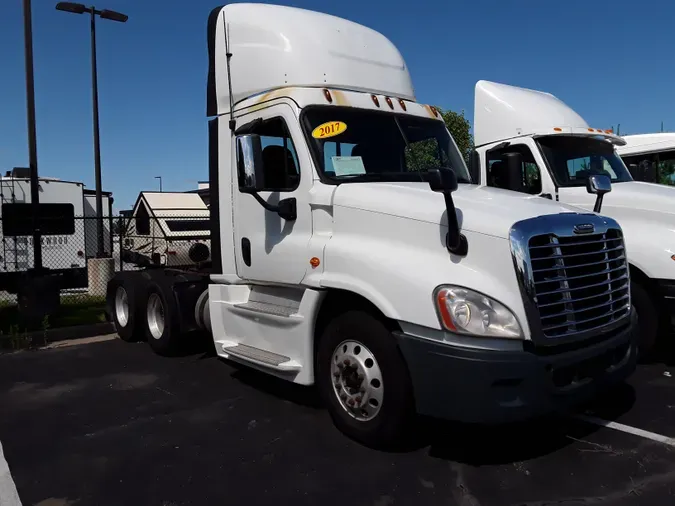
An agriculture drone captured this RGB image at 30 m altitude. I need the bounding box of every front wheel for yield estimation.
[316,309,416,449]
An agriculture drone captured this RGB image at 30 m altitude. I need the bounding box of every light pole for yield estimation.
[55,2,127,258]
[22,0,42,272]
[155,176,163,192]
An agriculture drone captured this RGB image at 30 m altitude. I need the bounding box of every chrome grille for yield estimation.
[528,228,630,338]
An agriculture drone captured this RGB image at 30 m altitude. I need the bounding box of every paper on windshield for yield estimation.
[332,156,366,177]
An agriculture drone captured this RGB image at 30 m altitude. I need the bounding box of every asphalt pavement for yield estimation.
[1,336,675,506]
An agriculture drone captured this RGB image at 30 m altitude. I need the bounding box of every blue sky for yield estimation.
[1,0,673,211]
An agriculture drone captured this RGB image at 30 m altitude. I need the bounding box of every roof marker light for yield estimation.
[323,88,333,103]
[371,94,380,107]
[553,127,562,132]
[588,128,595,132]
[398,98,407,111]
[431,106,439,117]
[385,96,394,109]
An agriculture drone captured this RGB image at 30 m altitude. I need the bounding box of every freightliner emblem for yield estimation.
[573,223,595,235]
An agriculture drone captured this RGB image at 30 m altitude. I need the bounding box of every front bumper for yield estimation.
[395,310,638,424]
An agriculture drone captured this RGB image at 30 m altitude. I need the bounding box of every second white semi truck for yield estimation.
[106,4,637,447]
[469,80,675,358]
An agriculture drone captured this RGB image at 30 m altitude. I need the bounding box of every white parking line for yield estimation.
[0,441,22,506]
[575,414,675,448]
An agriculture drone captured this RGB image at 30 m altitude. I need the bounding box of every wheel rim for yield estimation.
[146,293,165,340]
[330,340,383,422]
[114,286,129,328]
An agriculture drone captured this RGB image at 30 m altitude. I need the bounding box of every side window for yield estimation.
[237,117,300,191]
[485,144,542,195]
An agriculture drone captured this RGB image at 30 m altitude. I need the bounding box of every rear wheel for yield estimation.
[144,282,182,356]
[106,278,144,342]
[316,308,415,449]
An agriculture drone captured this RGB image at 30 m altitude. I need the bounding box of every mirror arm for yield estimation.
[247,191,297,221]
[593,195,604,214]
[442,192,468,256]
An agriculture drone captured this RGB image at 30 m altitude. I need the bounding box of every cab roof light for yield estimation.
[323,88,333,103]
[371,94,380,107]
[385,96,394,109]
[431,106,439,117]
[553,127,562,132]
[398,98,407,111]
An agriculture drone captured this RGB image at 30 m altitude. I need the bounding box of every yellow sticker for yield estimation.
[311,121,347,139]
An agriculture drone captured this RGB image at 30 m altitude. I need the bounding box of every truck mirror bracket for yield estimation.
[428,169,468,257]
[248,191,297,221]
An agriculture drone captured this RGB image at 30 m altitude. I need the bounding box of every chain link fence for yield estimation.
[0,214,211,341]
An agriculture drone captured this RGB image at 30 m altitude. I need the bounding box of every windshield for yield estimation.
[301,106,471,184]
[537,136,633,187]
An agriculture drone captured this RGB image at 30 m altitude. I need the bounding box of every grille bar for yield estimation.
[535,265,628,285]
[536,273,628,297]
[531,244,624,260]
[528,227,630,339]
[533,255,626,274]
[529,237,622,249]
[540,293,630,319]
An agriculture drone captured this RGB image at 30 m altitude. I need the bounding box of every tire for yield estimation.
[144,281,182,356]
[316,308,416,449]
[631,281,660,360]
[106,278,144,342]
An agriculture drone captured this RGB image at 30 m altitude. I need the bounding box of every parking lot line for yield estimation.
[575,414,675,448]
[0,441,22,506]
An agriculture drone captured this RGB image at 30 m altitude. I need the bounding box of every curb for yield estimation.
[1,322,115,351]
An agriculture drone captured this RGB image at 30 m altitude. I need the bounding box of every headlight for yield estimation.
[434,286,523,339]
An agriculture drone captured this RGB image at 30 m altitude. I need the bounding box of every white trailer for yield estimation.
[106,4,637,448]
[0,172,88,294]
[469,80,675,357]
[614,133,675,184]
[121,191,211,268]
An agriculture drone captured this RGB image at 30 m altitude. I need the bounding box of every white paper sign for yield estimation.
[331,156,366,177]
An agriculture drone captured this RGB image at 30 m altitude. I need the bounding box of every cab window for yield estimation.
[485,144,542,195]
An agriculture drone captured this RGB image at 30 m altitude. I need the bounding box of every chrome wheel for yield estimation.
[114,286,129,328]
[146,293,165,340]
[331,340,383,421]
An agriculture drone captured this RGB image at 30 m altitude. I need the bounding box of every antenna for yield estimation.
[617,123,620,136]
[661,121,664,133]
[223,12,236,132]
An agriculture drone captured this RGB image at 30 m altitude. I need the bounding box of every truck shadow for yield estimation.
[423,382,636,465]
[213,358,637,465]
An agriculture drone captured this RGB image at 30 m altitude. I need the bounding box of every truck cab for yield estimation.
[107,5,638,448]
[471,80,675,357]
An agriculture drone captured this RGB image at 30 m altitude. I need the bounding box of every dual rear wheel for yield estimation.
[107,277,181,355]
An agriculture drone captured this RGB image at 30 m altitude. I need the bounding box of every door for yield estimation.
[232,103,312,285]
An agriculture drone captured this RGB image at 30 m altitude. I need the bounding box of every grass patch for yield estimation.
[0,295,107,350]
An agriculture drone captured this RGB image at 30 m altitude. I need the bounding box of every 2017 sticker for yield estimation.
[312,121,347,139]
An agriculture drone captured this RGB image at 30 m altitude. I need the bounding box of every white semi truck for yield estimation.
[615,133,675,184]
[106,4,638,447]
[469,80,675,358]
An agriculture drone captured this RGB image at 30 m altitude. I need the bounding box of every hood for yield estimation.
[564,181,675,224]
[333,182,590,239]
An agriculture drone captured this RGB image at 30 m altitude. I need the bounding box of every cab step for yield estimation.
[217,340,302,372]
[232,300,300,318]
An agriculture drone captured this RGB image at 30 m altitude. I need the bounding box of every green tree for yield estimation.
[437,107,474,163]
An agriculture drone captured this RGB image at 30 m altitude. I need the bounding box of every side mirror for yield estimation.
[237,134,265,193]
[586,174,612,213]
[428,168,458,193]
[503,152,524,192]
[428,169,467,256]
[468,150,480,184]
